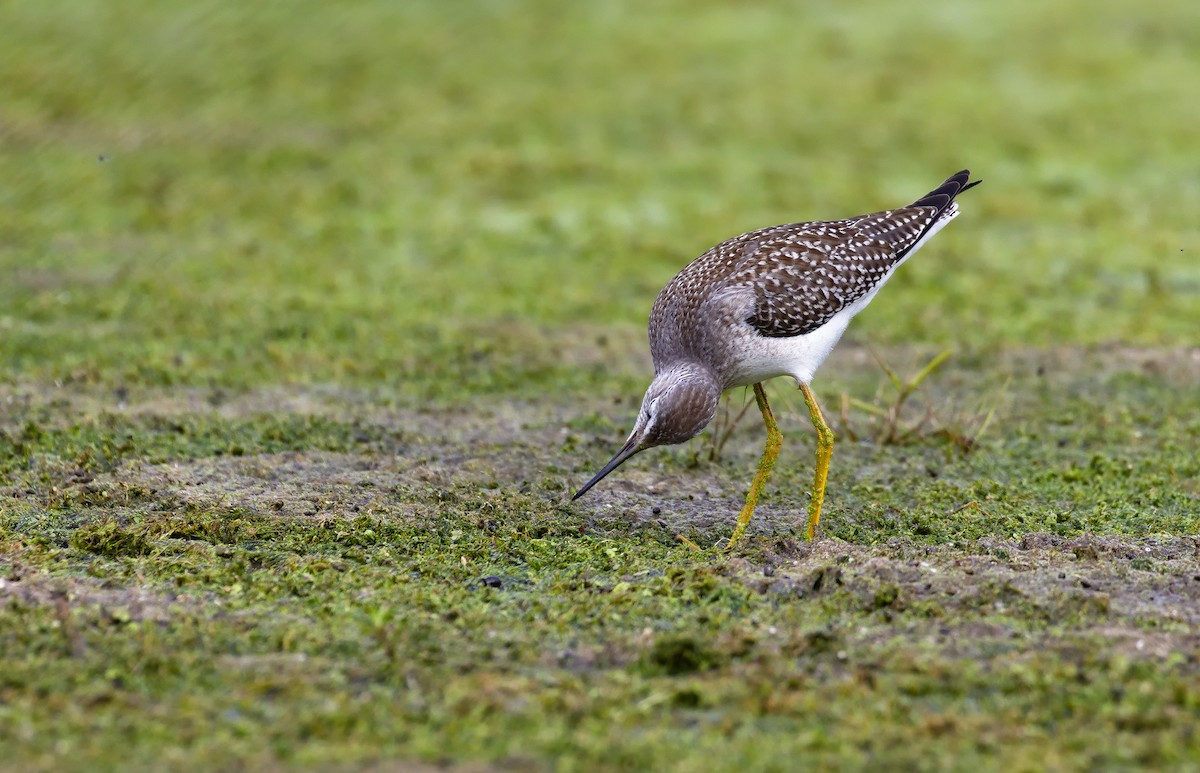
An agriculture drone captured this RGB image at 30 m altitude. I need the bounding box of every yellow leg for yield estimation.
[726,383,782,548]
[799,382,834,541]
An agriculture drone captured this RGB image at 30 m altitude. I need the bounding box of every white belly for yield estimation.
[724,311,852,387]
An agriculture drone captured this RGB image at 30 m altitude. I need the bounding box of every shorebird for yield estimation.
[573,170,982,546]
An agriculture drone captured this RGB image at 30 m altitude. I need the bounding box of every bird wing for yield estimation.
[660,171,981,343]
[727,168,981,338]
[730,206,938,338]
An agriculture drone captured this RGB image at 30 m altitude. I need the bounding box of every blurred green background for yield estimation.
[3,0,1198,400]
[4,4,1200,771]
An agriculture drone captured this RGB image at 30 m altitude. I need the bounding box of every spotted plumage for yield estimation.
[650,170,980,381]
[574,170,982,545]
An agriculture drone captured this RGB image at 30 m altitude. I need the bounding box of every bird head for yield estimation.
[572,366,720,500]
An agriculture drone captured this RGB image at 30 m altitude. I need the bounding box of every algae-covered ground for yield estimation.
[2,1,1199,771]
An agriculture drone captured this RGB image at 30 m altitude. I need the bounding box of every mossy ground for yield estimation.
[2,0,1199,770]
[4,347,1198,771]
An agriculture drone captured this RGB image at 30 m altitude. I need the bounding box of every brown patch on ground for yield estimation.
[733,533,1200,664]
[0,571,181,624]
[81,438,813,543]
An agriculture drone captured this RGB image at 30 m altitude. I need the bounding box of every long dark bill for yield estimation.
[572,436,642,500]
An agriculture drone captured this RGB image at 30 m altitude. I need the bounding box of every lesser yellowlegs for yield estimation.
[573,170,982,546]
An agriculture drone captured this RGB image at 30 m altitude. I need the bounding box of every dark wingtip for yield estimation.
[958,170,983,194]
[889,169,982,262]
[910,169,982,213]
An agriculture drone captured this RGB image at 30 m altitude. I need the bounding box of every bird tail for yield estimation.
[910,169,983,217]
[888,170,982,261]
